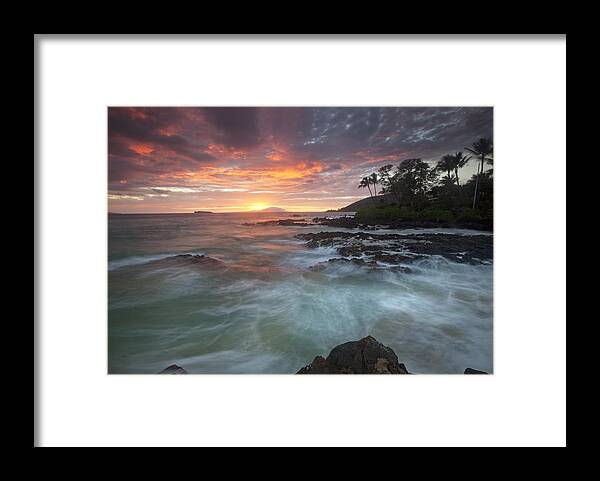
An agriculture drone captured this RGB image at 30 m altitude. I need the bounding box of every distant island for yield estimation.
[255,207,286,212]
[194,210,213,214]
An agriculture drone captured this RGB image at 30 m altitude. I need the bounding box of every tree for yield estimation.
[358,177,373,198]
[464,170,493,211]
[452,151,472,186]
[392,158,438,208]
[436,154,455,183]
[370,173,379,197]
[377,165,394,193]
[378,164,393,182]
[465,138,493,209]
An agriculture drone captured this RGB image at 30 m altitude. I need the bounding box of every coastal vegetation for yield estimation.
[354,137,493,224]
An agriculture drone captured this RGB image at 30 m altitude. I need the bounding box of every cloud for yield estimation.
[202,107,261,149]
[108,107,492,212]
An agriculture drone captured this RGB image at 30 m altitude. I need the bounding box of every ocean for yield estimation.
[108,212,493,374]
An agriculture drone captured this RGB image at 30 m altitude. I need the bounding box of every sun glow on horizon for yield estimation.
[246,202,269,211]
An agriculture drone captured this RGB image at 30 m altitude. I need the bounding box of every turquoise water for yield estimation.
[108,212,493,374]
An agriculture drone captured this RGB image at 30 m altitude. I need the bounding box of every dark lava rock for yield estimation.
[297,336,410,374]
[297,231,365,242]
[312,216,362,229]
[144,254,224,270]
[337,244,367,257]
[310,257,412,273]
[370,253,418,264]
[326,257,378,267]
[464,368,488,374]
[158,364,188,374]
[312,216,493,232]
[244,219,310,226]
[297,231,492,266]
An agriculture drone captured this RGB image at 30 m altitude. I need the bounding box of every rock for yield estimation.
[159,364,188,374]
[464,368,488,374]
[337,244,364,257]
[370,253,416,264]
[309,258,382,271]
[158,364,188,374]
[299,355,327,373]
[297,231,493,266]
[310,257,413,272]
[244,219,310,226]
[297,336,410,374]
[312,213,493,232]
[312,216,362,229]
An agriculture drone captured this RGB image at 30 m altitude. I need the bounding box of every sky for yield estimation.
[108,107,493,213]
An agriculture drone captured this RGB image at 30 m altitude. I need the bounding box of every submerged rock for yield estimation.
[172,254,219,262]
[464,368,488,374]
[158,364,188,374]
[167,254,223,268]
[297,336,410,374]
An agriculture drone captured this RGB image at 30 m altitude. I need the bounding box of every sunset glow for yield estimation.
[108,107,493,213]
[247,202,269,211]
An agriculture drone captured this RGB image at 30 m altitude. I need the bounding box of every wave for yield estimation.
[109,254,493,374]
[108,252,205,271]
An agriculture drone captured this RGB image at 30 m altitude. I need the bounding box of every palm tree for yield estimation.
[465,138,493,209]
[437,154,455,183]
[452,151,471,186]
[358,177,373,198]
[370,173,379,197]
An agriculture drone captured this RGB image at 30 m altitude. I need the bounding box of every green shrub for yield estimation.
[355,205,402,221]
[455,208,492,222]
[417,208,455,222]
[355,205,456,223]
[356,206,394,221]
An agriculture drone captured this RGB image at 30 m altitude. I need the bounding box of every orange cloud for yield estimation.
[162,161,324,185]
[264,144,292,163]
[269,162,323,180]
[130,144,155,155]
[207,143,247,160]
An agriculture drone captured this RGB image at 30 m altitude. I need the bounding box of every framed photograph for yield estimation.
[107,106,494,376]
[35,34,566,447]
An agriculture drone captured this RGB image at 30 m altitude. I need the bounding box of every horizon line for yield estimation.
[108,209,340,215]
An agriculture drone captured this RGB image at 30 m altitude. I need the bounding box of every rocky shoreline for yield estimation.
[241,215,492,232]
[312,216,493,232]
[158,336,489,375]
[297,231,493,266]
